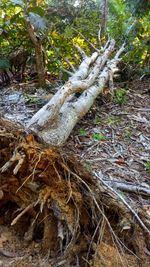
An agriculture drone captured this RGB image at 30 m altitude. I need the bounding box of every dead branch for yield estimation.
[11,203,34,226]
[95,172,150,236]
[73,44,87,59]
[103,179,150,196]
[63,57,76,73]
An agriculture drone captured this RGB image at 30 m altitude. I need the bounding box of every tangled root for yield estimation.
[0,118,149,267]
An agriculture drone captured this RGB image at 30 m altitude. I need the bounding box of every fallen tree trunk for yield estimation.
[0,118,149,267]
[27,40,124,146]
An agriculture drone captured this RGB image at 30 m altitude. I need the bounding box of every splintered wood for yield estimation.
[0,118,149,267]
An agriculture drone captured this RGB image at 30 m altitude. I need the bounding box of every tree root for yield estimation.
[0,118,149,266]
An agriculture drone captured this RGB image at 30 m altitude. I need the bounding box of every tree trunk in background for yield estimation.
[34,40,46,87]
[99,0,108,38]
[24,12,46,87]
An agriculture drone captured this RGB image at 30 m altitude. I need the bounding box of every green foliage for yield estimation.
[113,88,127,105]
[107,0,150,76]
[125,15,150,72]
[94,115,102,125]
[108,0,132,44]
[123,128,132,140]
[106,115,122,126]
[145,161,150,173]
[92,132,107,141]
[79,128,87,136]
[24,94,40,104]
[0,0,29,55]
[0,0,149,79]
[28,6,45,17]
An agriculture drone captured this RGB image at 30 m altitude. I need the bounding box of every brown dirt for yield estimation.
[0,79,150,267]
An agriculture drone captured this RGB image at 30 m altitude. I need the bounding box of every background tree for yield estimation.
[0,0,48,86]
[0,0,149,85]
[99,0,108,38]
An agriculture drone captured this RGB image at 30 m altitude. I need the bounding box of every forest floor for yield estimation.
[0,79,150,266]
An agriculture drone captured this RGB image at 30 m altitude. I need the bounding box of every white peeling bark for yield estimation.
[27,51,98,129]
[28,43,124,146]
[27,40,115,130]
[27,42,125,146]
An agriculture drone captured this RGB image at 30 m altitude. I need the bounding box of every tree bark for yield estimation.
[24,13,46,87]
[103,179,150,196]
[34,41,46,87]
[27,41,125,146]
[99,0,108,40]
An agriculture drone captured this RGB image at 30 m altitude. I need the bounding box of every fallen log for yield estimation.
[27,41,125,146]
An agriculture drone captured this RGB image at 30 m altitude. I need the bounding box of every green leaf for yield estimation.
[145,161,150,173]
[79,128,87,136]
[64,26,73,38]
[28,7,45,17]
[10,13,24,24]
[92,133,107,141]
[94,115,102,125]
[114,88,127,105]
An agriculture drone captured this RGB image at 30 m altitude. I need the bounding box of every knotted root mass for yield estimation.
[0,118,149,267]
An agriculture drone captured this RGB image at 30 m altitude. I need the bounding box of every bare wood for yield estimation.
[63,57,76,72]
[28,46,123,146]
[27,40,115,131]
[27,50,99,129]
[95,172,150,236]
[103,180,150,196]
[73,44,87,59]
[11,203,34,226]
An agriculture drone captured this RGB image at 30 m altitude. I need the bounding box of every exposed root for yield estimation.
[11,203,34,226]
[0,118,149,267]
